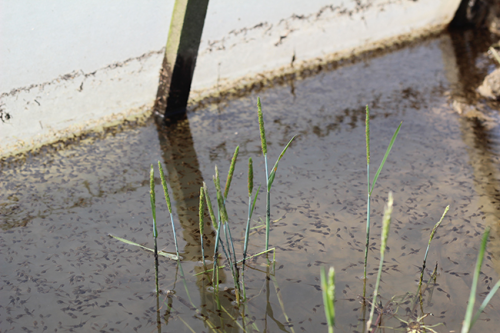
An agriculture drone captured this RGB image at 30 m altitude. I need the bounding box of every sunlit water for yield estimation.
[2,29,500,332]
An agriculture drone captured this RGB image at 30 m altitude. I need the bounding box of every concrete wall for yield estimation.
[0,0,461,157]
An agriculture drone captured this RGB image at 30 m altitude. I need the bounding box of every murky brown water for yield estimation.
[2,29,500,333]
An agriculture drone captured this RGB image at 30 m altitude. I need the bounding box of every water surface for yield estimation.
[1,29,500,333]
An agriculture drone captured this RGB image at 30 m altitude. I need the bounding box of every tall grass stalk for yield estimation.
[257,97,295,251]
[367,192,393,331]
[321,266,336,333]
[257,97,270,251]
[416,205,449,297]
[214,164,242,303]
[199,187,206,267]
[158,162,180,259]
[204,182,222,296]
[224,147,241,296]
[363,105,402,298]
[242,157,260,300]
[149,165,160,295]
[462,227,500,333]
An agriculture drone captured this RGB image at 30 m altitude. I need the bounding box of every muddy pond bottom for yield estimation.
[2,29,500,333]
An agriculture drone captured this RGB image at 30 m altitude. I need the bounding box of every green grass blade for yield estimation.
[158,161,173,213]
[214,167,228,223]
[224,146,239,198]
[203,182,217,230]
[250,185,261,220]
[257,97,267,156]
[462,227,491,333]
[364,106,371,298]
[321,266,336,333]
[470,279,500,328]
[268,136,296,191]
[370,122,402,195]
[108,234,179,260]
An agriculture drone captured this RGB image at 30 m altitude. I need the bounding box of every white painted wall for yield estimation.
[0,0,461,157]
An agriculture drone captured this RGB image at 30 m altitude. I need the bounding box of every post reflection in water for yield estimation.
[154,113,243,332]
[443,28,500,275]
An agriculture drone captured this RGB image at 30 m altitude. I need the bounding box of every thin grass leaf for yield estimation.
[471,279,500,328]
[370,122,402,195]
[203,182,217,230]
[321,266,336,333]
[268,136,296,191]
[250,185,261,218]
[195,248,276,275]
[363,106,371,298]
[271,274,297,333]
[221,306,248,333]
[177,316,197,333]
[214,167,228,223]
[243,184,261,277]
[158,162,172,213]
[462,227,491,333]
[108,234,179,260]
[257,97,267,156]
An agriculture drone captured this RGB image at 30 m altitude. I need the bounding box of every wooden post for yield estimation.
[155,0,209,119]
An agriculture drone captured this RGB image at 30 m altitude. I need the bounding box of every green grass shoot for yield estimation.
[321,266,336,333]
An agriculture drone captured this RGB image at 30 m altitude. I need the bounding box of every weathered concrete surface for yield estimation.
[1,0,461,157]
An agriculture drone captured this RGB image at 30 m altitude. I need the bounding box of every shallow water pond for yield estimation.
[2,29,500,332]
